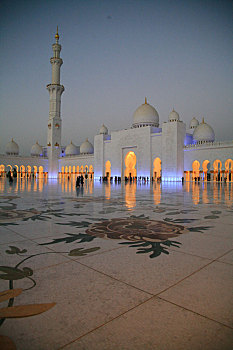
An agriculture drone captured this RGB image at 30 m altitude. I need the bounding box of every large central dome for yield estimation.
[132,98,159,128]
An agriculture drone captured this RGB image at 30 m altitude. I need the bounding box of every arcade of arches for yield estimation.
[60,164,94,178]
[1,158,232,181]
[0,164,45,178]
[185,158,233,182]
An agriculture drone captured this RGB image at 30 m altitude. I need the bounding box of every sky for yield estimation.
[0,0,232,155]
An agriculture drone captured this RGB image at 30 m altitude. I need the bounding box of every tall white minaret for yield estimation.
[47,27,64,178]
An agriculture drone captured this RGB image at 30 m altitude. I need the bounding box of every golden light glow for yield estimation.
[153,157,161,180]
[124,151,136,178]
[105,160,111,178]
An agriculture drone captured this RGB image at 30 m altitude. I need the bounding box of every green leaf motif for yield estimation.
[40,233,95,246]
[0,266,33,280]
[57,221,91,228]
[5,246,27,255]
[68,247,100,256]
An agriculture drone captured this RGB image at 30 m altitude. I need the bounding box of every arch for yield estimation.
[153,157,161,180]
[85,165,88,173]
[38,166,44,178]
[124,151,136,178]
[213,159,222,181]
[68,166,72,175]
[72,166,76,174]
[26,165,31,175]
[192,160,200,180]
[65,166,68,174]
[20,165,25,177]
[202,160,210,181]
[105,160,111,178]
[76,165,79,174]
[7,164,12,171]
[225,159,233,182]
[0,164,5,176]
[33,166,37,176]
[89,165,93,174]
[80,165,84,174]
[61,166,64,175]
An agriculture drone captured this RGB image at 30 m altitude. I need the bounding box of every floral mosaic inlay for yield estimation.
[86,217,188,242]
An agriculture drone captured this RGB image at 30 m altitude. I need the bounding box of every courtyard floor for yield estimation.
[0,178,232,349]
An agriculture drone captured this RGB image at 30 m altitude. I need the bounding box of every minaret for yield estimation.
[47,27,64,178]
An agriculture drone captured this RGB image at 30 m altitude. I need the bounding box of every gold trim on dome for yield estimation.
[144,97,147,104]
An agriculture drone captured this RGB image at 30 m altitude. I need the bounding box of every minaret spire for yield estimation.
[46,29,65,178]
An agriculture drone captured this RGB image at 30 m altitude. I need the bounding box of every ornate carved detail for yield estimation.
[55,123,60,128]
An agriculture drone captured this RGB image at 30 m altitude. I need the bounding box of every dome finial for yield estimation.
[202,117,205,124]
[55,26,59,42]
[145,97,147,104]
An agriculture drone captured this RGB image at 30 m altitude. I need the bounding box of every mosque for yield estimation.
[1,30,233,182]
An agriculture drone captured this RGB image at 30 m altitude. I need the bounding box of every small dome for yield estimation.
[5,138,19,155]
[168,109,180,122]
[193,118,215,143]
[189,117,199,129]
[80,138,94,154]
[99,124,108,135]
[132,98,159,128]
[65,141,79,156]
[31,141,43,156]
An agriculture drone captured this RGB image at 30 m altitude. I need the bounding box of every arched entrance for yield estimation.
[105,160,111,178]
[225,159,233,182]
[213,159,222,181]
[192,160,200,181]
[0,165,5,177]
[153,157,161,180]
[124,151,136,178]
[202,160,210,181]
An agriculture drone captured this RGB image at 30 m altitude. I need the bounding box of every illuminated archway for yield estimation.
[38,166,44,178]
[225,159,233,182]
[72,166,76,174]
[105,161,111,178]
[33,166,37,176]
[0,164,5,177]
[76,166,79,174]
[61,166,64,175]
[192,160,200,180]
[153,157,161,180]
[20,165,25,177]
[89,165,94,178]
[68,166,72,175]
[80,165,84,174]
[213,159,222,181]
[202,160,210,181]
[124,152,136,178]
[26,165,31,176]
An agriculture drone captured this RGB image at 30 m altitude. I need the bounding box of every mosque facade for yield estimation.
[1,31,233,182]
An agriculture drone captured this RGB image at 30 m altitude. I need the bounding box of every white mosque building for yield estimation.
[1,30,233,182]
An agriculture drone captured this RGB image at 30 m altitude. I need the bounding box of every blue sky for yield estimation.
[0,0,232,155]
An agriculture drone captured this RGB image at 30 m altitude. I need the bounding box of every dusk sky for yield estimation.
[0,0,232,155]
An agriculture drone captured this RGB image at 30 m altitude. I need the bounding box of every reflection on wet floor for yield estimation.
[0,177,232,207]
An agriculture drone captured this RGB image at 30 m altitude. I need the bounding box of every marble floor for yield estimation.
[0,177,232,349]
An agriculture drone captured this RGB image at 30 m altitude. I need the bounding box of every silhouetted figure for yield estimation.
[76,176,80,188]
[80,175,84,186]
